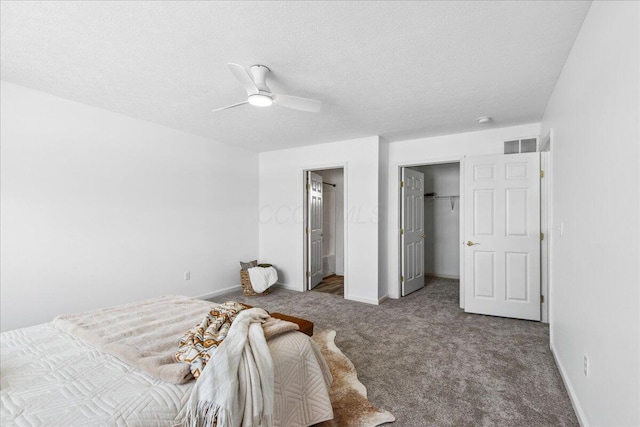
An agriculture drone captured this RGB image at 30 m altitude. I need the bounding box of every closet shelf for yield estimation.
[424,195,459,211]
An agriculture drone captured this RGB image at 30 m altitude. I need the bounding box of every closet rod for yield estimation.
[425,195,459,211]
[323,182,336,187]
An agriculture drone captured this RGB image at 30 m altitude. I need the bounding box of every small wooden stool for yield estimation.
[241,304,314,337]
[270,312,314,337]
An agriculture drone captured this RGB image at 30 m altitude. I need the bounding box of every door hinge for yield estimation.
[400,181,404,188]
[540,295,545,303]
[306,182,311,190]
[401,276,404,282]
[400,228,404,235]
[306,227,310,234]
[540,170,545,178]
[540,232,544,241]
[306,271,311,278]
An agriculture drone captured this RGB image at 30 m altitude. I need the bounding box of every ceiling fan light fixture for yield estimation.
[212,63,321,113]
[248,93,273,107]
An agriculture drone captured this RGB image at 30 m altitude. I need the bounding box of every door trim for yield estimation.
[540,129,553,324]
[396,156,464,302]
[303,164,348,298]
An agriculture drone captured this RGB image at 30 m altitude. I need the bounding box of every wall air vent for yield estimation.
[504,138,537,154]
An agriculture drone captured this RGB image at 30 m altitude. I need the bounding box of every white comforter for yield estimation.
[1,316,332,426]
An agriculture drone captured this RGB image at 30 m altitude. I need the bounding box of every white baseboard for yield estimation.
[195,285,241,300]
[426,273,460,280]
[345,294,379,305]
[550,342,587,426]
[273,283,303,292]
[378,294,389,304]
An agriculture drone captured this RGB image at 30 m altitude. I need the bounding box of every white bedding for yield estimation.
[1,322,189,426]
[1,311,333,426]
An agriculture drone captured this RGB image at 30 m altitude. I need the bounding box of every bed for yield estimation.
[0,296,334,426]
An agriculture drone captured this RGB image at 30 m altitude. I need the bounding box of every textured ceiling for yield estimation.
[0,1,590,152]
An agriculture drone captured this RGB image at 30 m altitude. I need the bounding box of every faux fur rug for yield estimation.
[313,329,395,427]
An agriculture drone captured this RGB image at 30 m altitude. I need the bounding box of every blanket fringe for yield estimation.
[182,401,273,427]
[183,401,232,427]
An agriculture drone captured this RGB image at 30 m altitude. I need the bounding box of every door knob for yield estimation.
[466,241,479,246]
[421,233,425,238]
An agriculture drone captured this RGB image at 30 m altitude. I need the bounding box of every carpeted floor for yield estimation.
[213,277,578,426]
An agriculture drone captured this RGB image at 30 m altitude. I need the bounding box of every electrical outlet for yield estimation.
[583,355,589,377]
[184,272,191,281]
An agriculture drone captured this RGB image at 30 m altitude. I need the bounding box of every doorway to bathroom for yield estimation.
[304,167,345,297]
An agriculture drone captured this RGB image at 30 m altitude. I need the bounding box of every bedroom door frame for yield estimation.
[397,156,465,306]
[540,130,552,324]
[303,164,348,298]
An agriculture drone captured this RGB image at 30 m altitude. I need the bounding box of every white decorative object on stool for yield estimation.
[247,266,278,294]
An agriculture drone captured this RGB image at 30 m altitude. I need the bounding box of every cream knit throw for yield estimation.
[54,295,219,384]
[181,308,274,427]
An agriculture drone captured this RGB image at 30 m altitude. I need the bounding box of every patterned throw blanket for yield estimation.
[175,301,249,379]
[181,308,275,427]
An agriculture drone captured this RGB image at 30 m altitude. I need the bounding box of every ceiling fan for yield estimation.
[212,63,322,113]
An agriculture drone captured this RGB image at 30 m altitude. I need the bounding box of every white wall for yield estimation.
[321,184,336,256]
[385,123,541,299]
[0,81,259,332]
[413,163,460,279]
[540,2,639,425]
[259,136,380,304]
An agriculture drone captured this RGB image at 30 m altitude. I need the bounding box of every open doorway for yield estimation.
[418,163,461,280]
[401,162,461,296]
[304,168,345,297]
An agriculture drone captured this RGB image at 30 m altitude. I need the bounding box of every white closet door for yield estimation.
[401,168,425,296]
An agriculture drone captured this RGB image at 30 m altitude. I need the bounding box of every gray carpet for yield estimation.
[211,277,578,426]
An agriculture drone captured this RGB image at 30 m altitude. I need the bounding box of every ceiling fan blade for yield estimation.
[272,94,321,112]
[227,63,259,95]
[211,101,248,113]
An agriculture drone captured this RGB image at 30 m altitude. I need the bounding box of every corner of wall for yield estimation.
[378,138,390,300]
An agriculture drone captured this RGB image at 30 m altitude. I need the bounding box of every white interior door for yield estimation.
[401,168,425,296]
[463,153,541,321]
[307,171,323,289]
